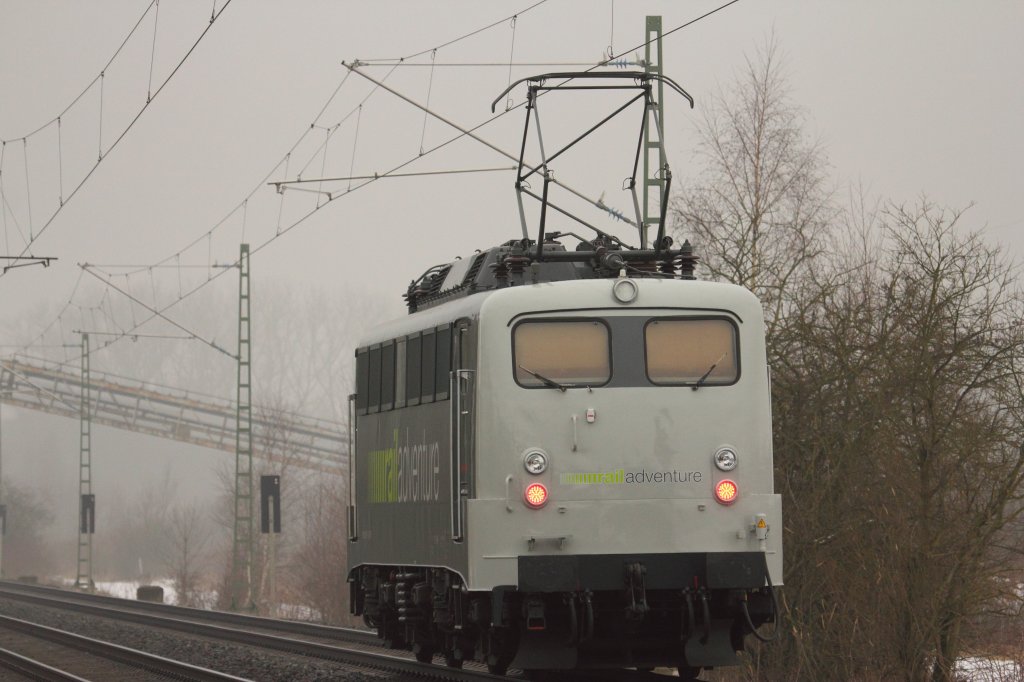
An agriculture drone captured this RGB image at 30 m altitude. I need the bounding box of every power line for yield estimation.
[11,1,738,366]
[363,0,551,63]
[271,166,516,189]
[0,2,158,141]
[0,0,236,280]
[13,2,554,358]
[354,61,634,68]
[80,265,236,360]
[9,0,553,355]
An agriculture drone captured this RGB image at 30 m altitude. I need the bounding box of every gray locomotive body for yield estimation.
[347,243,783,675]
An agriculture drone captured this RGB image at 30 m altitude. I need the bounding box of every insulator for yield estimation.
[678,240,699,280]
[608,58,638,69]
[606,206,625,221]
[489,259,509,282]
[505,254,530,275]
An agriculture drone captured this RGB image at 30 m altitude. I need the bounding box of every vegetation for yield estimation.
[673,38,1024,682]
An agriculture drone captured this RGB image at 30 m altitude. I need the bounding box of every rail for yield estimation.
[0,582,501,681]
[0,613,247,681]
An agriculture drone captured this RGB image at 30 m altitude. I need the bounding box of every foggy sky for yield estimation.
[1,1,1022,534]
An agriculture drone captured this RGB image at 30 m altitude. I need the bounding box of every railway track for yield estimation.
[0,582,684,681]
[0,580,380,648]
[0,613,246,681]
[0,580,502,681]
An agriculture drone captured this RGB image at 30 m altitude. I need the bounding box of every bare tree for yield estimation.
[95,467,177,580]
[291,478,351,624]
[678,38,1024,682]
[165,503,213,608]
[0,481,56,577]
[671,34,834,336]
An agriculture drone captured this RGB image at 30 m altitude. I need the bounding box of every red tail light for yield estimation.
[714,479,738,505]
[524,483,549,508]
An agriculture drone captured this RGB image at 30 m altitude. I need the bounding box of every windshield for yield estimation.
[645,318,738,385]
[513,320,611,388]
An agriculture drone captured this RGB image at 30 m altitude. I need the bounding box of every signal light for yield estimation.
[524,483,549,508]
[714,479,738,505]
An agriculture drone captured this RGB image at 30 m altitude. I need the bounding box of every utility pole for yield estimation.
[641,15,666,248]
[231,244,254,610]
[0,399,5,578]
[75,332,95,591]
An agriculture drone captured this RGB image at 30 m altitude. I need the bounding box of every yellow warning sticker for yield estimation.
[757,518,767,529]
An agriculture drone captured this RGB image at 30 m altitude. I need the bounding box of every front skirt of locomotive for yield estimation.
[508,551,773,670]
[469,494,783,670]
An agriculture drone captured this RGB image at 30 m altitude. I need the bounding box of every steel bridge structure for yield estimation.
[0,356,346,476]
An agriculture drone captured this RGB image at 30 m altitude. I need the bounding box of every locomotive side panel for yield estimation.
[347,317,477,579]
[348,403,467,572]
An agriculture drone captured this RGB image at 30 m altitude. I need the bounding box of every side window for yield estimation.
[368,345,382,413]
[435,325,452,400]
[381,341,396,411]
[395,338,407,408]
[644,318,739,386]
[355,349,368,415]
[406,334,422,407]
[421,330,436,402]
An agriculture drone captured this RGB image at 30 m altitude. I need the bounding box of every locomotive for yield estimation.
[345,72,782,678]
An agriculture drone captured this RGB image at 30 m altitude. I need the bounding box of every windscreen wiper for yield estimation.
[692,353,727,391]
[518,365,568,392]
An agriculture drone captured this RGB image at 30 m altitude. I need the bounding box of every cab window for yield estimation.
[513,320,611,388]
[644,318,738,385]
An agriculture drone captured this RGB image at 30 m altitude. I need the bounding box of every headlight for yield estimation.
[714,446,738,471]
[524,450,548,475]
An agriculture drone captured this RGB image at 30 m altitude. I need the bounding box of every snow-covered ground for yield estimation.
[94,578,179,604]
[955,656,1023,682]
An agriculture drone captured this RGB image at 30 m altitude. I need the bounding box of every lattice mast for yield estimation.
[231,243,255,610]
[642,16,667,248]
[75,332,94,590]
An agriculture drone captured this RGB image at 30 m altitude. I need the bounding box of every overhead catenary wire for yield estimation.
[0,0,236,281]
[80,265,236,360]
[354,61,628,68]
[12,0,551,353]
[348,106,362,192]
[419,50,438,155]
[22,139,32,239]
[147,0,161,102]
[607,0,615,59]
[328,0,744,241]
[392,0,548,62]
[272,166,516,188]
[505,16,518,110]
[1,1,158,142]
[57,117,64,205]
[341,63,639,229]
[16,0,737,366]
[71,330,195,341]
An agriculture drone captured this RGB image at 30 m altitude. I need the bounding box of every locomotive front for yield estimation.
[347,267,782,676]
[467,276,782,672]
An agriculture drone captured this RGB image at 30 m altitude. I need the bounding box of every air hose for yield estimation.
[740,568,781,643]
